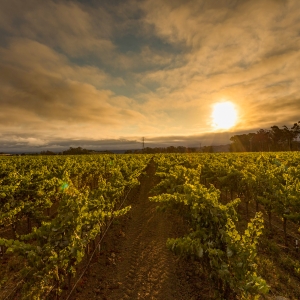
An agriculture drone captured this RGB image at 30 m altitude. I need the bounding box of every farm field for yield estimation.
[1,153,300,299]
[2,1,300,299]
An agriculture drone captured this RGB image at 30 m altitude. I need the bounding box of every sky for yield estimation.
[0,0,300,152]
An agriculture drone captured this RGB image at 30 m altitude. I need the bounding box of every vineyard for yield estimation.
[1,153,300,299]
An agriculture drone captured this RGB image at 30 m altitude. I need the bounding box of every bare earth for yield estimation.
[69,161,211,300]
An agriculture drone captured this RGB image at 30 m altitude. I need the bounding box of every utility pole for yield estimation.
[199,142,202,152]
[142,137,145,150]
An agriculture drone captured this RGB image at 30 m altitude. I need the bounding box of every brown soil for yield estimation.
[67,160,212,300]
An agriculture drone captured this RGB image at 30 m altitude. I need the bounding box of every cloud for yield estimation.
[0,0,299,151]
[136,0,300,129]
[0,131,239,153]
[0,0,115,57]
[0,38,147,139]
[0,135,143,152]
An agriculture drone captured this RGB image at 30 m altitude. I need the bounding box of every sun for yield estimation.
[212,101,238,130]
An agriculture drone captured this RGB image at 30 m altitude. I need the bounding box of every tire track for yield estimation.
[106,161,180,300]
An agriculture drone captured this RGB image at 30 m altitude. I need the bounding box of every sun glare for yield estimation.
[212,101,238,130]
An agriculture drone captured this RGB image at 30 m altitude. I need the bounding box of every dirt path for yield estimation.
[69,160,209,300]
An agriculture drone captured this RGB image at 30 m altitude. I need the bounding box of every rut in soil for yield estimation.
[70,160,204,300]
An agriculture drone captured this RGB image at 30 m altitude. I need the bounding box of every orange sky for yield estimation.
[0,0,299,151]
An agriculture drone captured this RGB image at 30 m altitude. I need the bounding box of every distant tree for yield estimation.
[100,150,114,154]
[270,122,300,151]
[62,147,95,155]
[40,150,56,155]
[202,146,214,153]
[252,129,271,151]
[166,146,176,153]
[286,121,300,150]
[230,121,300,152]
[230,134,252,152]
[270,126,285,151]
[128,146,198,154]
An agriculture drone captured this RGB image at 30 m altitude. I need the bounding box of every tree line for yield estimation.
[39,147,113,155]
[230,121,300,152]
[22,121,300,155]
[125,146,202,154]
